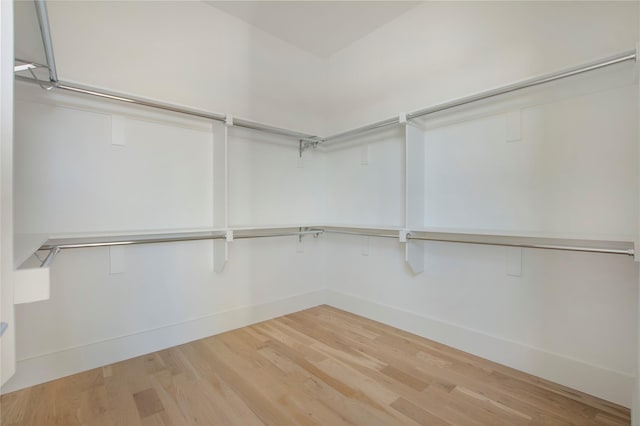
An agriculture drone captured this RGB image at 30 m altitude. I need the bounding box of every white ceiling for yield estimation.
[205,1,420,58]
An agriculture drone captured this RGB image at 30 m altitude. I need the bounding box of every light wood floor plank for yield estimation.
[1,305,631,426]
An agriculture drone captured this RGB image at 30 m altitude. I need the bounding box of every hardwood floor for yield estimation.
[0,305,631,425]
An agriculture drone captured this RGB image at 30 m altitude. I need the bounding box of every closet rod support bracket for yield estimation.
[298,227,323,241]
[40,247,60,268]
[299,138,321,158]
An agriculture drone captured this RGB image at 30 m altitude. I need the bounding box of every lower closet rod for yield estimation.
[406,236,635,256]
[234,230,322,240]
[38,230,324,267]
[323,229,634,256]
[323,229,399,239]
[41,234,227,251]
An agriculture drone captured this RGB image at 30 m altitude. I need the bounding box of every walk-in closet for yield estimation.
[1,1,639,424]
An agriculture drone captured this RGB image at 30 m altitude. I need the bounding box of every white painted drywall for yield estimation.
[421,67,638,240]
[323,127,405,228]
[14,88,215,236]
[45,0,327,136]
[227,127,325,228]
[324,1,640,134]
[322,1,639,408]
[6,0,640,412]
[4,78,327,392]
[3,236,326,394]
[0,0,16,386]
[325,237,638,406]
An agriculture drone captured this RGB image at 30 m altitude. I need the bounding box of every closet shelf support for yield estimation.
[299,138,321,157]
[40,247,60,268]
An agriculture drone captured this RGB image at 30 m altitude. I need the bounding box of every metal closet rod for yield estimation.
[322,228,635,256]
[36,227,634,268]
[322,49,637,142]
[40,230,324,250]
[53,82,319,141]
[15,73,321,142]
[16,50,636,145]
[40,233,227,250]
[405,235,634,256]
[38,229,324,267]
[323,229,400,239]
[24,0,639,143]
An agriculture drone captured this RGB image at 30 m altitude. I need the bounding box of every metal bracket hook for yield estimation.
[298,227,322,242]
[299,138,321,158]
[40,247,60,268]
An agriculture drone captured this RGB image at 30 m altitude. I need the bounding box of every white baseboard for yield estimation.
[326,289,634,408]
[1,289,326,394]
[3,288,633,409]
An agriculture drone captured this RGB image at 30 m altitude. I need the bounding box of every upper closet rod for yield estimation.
[20,0,320,143]
[322,49,637,143]
[52,82,318,141]
[20,0,638,145]
[16,73,320,142]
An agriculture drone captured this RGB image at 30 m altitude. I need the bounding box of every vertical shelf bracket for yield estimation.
[405,239,425,274]
[213,120,228,273]
[506,247,522,276]
[404,123,426,274]
[213,239,227,273]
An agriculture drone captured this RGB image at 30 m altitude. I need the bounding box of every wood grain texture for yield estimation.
[0,305,631,425]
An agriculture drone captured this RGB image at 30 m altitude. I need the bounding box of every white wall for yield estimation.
[14,88,215,237]
[2,0,329,392]
[227,128,325,228]
[323,74,640,404]
[0,0,16,386]
[3,80,327,393]
[324,127,405,228]
[5,0,639,411]
[324,1,639,134]
[326,237,638,405]
[322,0,639,408]
[46,0,327,136]
[6,236,325,393]
[420,65,637,239]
